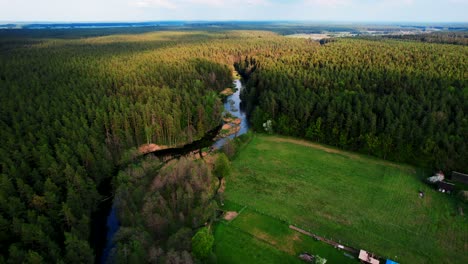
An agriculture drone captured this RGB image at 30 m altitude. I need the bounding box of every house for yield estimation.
[359,250,380,264]
[437,181,455,194]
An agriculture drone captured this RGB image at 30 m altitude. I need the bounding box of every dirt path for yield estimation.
[266,136,415,173]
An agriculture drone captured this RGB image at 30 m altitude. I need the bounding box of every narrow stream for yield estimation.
[213,78,249,148]
[99,74,248,263]
[100,205,119,263]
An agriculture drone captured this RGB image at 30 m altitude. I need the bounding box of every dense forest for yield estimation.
[0,31,231,263]
[0,30,301,262]
[238,38,468,172]
[111,156,219,263]
[0,28,466,263]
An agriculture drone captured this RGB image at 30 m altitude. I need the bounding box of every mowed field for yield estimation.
[217,134,467,263]
[214,200,357,263]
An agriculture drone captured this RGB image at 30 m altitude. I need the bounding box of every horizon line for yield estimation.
[1,20,468,24]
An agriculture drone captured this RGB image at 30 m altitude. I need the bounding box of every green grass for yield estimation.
[214,201,357,263]
[220,134,467,263]
[214,223,299,264]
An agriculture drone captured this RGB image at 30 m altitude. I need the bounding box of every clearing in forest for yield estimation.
[219,134,467,263]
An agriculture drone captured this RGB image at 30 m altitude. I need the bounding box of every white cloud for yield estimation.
[186,0,223,6]
[243,0,270,5]
[373,0,415,9]
[132,0,178,9]
[304,0,418,9]
[304,0,353,8]
[131,0,270,9]
[186,0,270,6]
[380,0,414,6]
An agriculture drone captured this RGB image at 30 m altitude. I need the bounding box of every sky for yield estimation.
[0,0,467,22]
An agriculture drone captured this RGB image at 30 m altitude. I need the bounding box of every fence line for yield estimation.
[223,199,360,252]
[222,199,406,261]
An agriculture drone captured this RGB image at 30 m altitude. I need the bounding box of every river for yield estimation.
[99,75,249,263]
[213,78,249,148]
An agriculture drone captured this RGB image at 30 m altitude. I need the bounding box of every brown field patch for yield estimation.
[292,232,302,242]
[138,143,168,154]
[224,211,239,221]
[252,229,278,246]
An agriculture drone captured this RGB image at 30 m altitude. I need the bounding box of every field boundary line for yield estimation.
[238,205,248,215]
[289,225,359,254]
[224,199,362,252]
[266,136,416,173]
[225,205,248,225]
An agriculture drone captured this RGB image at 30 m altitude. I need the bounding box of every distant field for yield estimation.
[286,33,332,40]
[219,134,467,263]
[286,32,355,40]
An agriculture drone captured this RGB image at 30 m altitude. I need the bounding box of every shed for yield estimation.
[359,250,380,264]
[385,260,399,264]
[437,181,455,193]
[452,171,468,184]
[299,252,315,262]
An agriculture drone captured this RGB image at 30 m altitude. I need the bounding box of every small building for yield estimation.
[437,181,455,194]
[299,252,315,262]
[385,260,399,264]
[359,250,380,264]
[452,171,468,184]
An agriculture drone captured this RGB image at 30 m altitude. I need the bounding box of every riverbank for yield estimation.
[213,78,249,149]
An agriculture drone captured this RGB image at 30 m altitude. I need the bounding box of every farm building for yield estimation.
[452,171,468,184]
[437,181,455,193]
[299,252,314,262]
[359,250,380,264]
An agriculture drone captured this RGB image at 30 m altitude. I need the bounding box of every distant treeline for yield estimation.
[384,31,468,45]
[3,22,467,37]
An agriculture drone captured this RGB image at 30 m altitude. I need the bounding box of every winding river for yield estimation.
[98,75,249,263]
[213,78,249,148]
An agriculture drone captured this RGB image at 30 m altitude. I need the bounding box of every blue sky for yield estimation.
[0,0,467,22]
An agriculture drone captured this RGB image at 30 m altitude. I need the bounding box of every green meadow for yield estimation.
[215,134,467,263]
[214,200,357,264]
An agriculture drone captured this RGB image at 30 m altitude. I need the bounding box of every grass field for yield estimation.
[214,201,357,263]
[216,134,467,263]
